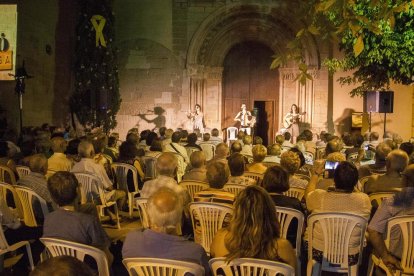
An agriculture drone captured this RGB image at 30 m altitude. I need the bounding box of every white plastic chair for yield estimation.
[0,226,34,272]
[347,152,359,163]
[185,147,200,160]
[283,187,305,201]
[189,202,233,255]
[40,237,110,276]
[16,166,30,179]
[111,162,140,218]
[0,165,17,185]
[123,257,205,276]
[243,172,264,185]
[303,151,314,165]
[0,182,23,219]
[135,198,149,229]
[74,173,120,229]
[179,180,209,200]
[276,206,305,275]
[226,127,238,146]
[307,212,368,276]
[141,156,158,181]
[369,192,396,208]
[209,257,294,276]
[223,184,246,197]
[199,143,216,161]
[15,186,49,227]
[368,215,414,276]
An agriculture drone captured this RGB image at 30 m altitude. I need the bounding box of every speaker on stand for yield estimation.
[363,91,394,136]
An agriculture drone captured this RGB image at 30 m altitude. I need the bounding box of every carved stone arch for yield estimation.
[185,2,323,133]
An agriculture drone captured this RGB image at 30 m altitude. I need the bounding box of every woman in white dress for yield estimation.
[284,104,305,143]
[188,104,204,133]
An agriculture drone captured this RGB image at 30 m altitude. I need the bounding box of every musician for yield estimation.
[283,104,306,143]
[234,104,253,135]
[187,104,204,133]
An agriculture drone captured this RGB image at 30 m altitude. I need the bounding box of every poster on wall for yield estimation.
[0,5,17,81]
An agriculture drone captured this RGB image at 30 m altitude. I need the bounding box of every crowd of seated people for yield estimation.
[0,124,414,275]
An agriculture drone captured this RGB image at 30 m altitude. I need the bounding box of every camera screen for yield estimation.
[325,161,339,170]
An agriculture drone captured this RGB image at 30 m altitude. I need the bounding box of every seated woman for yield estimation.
[245,145,268,174]
[210,185,297,272]
[118,141,145,190]
[0,140,18,182]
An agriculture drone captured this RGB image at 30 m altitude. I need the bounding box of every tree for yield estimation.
[70,0,121,132]
[272,0,414,96]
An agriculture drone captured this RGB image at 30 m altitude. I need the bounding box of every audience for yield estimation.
[208,143,229,165]
[263,143,281,163]
[315,152,346,190]
[30,256,95,276]
[359,142,392,178]
[118,141,145,190]
[210,185,297,272]
[280,151,308,189]
[245,144,267,174]
[47,136,73,178]
[225,153,256,186]
[122,188,210,274]
[182,151,208,182]
[240,135,253,156]
[164,131,190,164]
[210,128,223,145]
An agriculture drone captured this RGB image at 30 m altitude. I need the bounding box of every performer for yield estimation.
[283,104,306,143]
[187,104,205,133]
[234,103,253,135]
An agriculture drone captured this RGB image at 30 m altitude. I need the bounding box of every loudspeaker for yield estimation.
[363,91,394,113]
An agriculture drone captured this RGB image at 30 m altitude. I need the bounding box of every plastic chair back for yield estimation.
[0,165,17,185]
[141,156,158,180]
[276,206,304,255]
[223,184,246,197]
[0,181,23,219]
[199,143,215,161]
[111,163,139,194]
[16,166,31,179]
[209,257,294,276]
[283,187,305,201]
[347,152,359,163]
[74,172,103,204]
[0,224,34,270]
[123,257,204,276]
[243,172,263,185]
[226,127,238,142]
[369,192,395,208]
[135,198,149,228]
[179,180,209,200]
[307,212,368,275]
[41,237,110,276]
[189,202,233,254]
[15,186,49,227]
[303,151,314,165]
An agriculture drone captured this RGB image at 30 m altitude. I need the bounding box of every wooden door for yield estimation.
[222,41,279,144]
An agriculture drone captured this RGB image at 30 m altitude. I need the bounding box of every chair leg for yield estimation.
[128,193,133,218]
[25,243,34,271]
[367,255,374,276]
[114,204,121,229]
[307,259,320,276]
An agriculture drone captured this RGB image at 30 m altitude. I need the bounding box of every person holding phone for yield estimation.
[315,152,346,191]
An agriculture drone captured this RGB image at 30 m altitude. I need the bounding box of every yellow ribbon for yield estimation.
[90,15,107,47]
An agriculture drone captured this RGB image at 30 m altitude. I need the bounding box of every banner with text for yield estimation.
[0,5,17,80]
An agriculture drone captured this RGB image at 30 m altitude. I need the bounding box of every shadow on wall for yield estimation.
[334,108,355,136]
[136,106,166,132]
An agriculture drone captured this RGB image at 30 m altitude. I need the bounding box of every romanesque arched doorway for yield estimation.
[223,41,279,145]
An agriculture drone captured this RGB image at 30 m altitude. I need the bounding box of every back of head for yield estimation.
[399,142,414,156]
[150,139,163,152]
[206,161,229,189]
[302,129,313,141]
[187,133,198,144]
[66,139,80,155]
[252,144,267,162]
[261,165,289,193]
[267,144,281,156]
[159,127,166,137]
[77,141,94,158]
[29,154,48,174]
[119,141,138,160]
[93,135,108,154]
[0,140,9,157]
[203,133,210,142]
[376,142,392,162]
[275,135,285,145]
[146,132,158,146]
[156,152,178,177]
[353,133,364,148]
[402,164,414,188]
[228,153,245,176]
[326,152,346,162]
[253,136,263,145]
[47,172,78,206]
[215,143,229,158]
[226,185,280,260]
[333,161,358,191]
[30,255,94,276]
[237,131,245,140]
[190,151,206,169]
[107,136,117,147]
[230,141,242,153]
[147,188,183,233]
[171,131,182,143]
[326,140,342,155]
[165,129,174,139]
[370,132,380,141]
[126,132,139,145]
[51,137,67,153]
[243,135,252,145]
[283,132,291,141]
[139,130,150,142]
[211,128,219,137]
[280,151,300,174]
[387,149,409,173]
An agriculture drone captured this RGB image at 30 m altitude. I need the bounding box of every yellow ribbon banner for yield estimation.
[90,15,107,47]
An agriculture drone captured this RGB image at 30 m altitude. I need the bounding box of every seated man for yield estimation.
[263,143,281,163]
[368,164,414,273]
[185,133,202,151]
[182,151,208,182]
[364,149,408,194]
[122,188,210,274]
[245,145,268,174]
[71,141,126,209]
[240,135,253,156]
[208,143,229,166]
[164,131,190,164]
[18,154,56,215]
[47,136,73,178]
[43,171,113,264]
[209,128,223,145]
[225,153,256,186]
[359,142,392,178]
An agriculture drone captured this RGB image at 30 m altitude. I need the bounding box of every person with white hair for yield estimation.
[122,187,210,274]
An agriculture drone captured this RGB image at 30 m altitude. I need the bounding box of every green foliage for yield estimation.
[273,0,414,96]
[70,0,121,133]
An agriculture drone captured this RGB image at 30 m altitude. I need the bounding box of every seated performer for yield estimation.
[234,103,253,135]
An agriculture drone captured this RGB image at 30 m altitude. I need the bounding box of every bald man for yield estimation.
[141,152,190,207]
[47,136,73,178]
[208,143,229,166]
[122,188,210,274]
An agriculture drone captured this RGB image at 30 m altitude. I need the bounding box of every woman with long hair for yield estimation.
[210,185,297,271]
[187,104,205,134]
[283,104,306,143]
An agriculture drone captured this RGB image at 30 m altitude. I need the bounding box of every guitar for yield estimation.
[283,112,306,128]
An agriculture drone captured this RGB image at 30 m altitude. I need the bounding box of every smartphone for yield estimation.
[324,161,339,178]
